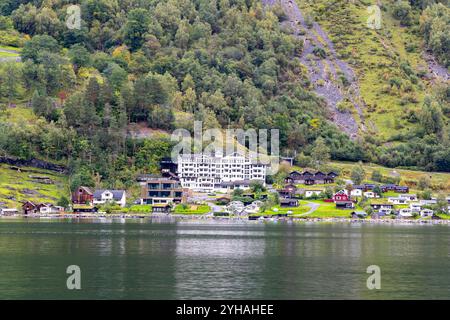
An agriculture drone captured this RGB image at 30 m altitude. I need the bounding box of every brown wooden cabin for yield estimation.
[72,186,94,205]
[22,201,38,215]
[280,198,299,207]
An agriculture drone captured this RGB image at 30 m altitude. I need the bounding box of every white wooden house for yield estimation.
[93,190,127,207]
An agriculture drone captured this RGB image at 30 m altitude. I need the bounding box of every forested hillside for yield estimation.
[0,0,448,191]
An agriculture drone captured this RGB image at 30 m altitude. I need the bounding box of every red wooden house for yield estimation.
[71,186,94,205]
[332,190,350,202]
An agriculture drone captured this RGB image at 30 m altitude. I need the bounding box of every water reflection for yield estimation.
[0,220,449,299]
[174,224,266,299]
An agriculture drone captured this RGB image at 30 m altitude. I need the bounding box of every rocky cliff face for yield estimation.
[263,0,366,139]
[0,157,66,173]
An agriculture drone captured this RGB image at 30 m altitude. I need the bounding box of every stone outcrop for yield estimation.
[0,156,66,173]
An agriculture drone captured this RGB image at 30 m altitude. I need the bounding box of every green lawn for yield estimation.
[256,205,309,217]
[174,204,210,215]
[126,204,152,213]
[298,200,358,218]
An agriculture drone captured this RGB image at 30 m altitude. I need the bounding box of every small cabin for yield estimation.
[152,204,172,213]
[22,201,38,215]
[280,198,299,207]
[351,211,367,219]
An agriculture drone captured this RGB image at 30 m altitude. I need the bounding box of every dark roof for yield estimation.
[288,171,338,180]
[137,174,165,181]
[220,180,253,187]
[280,198,298,204]
[22,201,37,207]
[335,200,354,204]
[160,157,175,163]
[93,190,125,201]
[77,186,93,194]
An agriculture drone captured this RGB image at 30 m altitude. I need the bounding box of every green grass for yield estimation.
[256,205,309,217]
[174,204,210,215]
[298,200,359,218]
[0,106,37,123]
[0,51,18,57]
[126,204,152,213]
[0,45,22,52]
[0,163,69,208]
[330,161,450,192]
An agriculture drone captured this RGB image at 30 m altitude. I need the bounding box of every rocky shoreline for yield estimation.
[1,213,449,225]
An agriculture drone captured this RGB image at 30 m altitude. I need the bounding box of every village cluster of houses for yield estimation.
[277,172,450,218]
[285,171,338,185]
[0,188,128,215]
[2,155,449,219]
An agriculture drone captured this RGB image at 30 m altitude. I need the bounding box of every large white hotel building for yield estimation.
[177,152,267,192]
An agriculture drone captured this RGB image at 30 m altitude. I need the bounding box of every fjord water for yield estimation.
[0,219,449,299]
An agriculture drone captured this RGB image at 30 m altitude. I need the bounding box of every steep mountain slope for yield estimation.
[292,0,449,142]
[264,0,367,139]
[0,0,448,190]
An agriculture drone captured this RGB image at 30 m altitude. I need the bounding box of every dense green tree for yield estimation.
[68,44,91,71]
[123,8,151,51]
[0,62,22,105]
[311,137,331,166]
[392,1,413,26]
[420,3,450,67]
[21,34,60,62]
[31,90,57,121]
[351,163,366,185]
[371,170,383,182]
[419,98,444,136]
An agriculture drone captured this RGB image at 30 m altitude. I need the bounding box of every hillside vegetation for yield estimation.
[0,0,448,195]
[0,163,68,207]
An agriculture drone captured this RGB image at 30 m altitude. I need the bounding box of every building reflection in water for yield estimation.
[174,223,267,299]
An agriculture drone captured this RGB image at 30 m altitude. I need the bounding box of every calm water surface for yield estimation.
[0,218,449,299]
